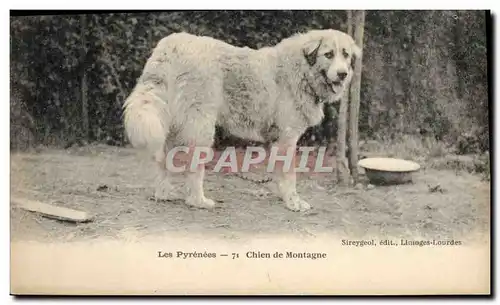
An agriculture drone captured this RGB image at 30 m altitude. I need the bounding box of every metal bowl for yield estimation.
[358,157,421,185]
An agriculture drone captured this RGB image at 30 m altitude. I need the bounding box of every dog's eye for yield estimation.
[324,51,334,59]
[342,49,349,58]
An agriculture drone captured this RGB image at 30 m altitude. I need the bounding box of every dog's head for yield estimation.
[301,30,361,102]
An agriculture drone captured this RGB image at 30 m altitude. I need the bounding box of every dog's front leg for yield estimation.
[270,137,311,212]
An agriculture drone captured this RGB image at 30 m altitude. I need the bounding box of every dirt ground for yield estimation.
[10,144,490,242]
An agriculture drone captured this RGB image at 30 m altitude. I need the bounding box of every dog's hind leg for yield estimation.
[153,141,174,201]
[185,158,215,209]
[180,111,218,209]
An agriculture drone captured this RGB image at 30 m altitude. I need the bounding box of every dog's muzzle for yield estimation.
[320,70,343,94]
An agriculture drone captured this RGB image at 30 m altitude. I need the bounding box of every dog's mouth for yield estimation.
[320,70,342,94]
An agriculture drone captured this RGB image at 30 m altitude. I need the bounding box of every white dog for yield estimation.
[123,29,360,211]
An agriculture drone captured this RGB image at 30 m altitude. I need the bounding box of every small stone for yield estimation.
[367,184,375,190]
[96,184,109,192]
[315,184,326,191]
[354,183,364,190]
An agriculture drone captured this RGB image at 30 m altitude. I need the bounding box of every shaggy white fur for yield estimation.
[123,29,360,211]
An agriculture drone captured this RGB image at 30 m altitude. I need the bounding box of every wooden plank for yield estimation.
[11,197,93,223]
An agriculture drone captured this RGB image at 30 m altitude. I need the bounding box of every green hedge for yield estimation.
[10,11,489,153]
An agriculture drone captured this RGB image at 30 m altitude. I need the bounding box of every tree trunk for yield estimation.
[80,14,89,142]
[348,10,365,184]
[336,10,353,186]
[454,10,466,99]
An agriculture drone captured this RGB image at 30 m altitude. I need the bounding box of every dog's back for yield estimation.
[124,32,282,148]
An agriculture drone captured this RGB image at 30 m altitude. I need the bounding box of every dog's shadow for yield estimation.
[147,196,225,210]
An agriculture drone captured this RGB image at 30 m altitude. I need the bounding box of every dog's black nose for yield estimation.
[337,72,348,80]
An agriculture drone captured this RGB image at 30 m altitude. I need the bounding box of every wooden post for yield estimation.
[336,11,354,186]
[336,91,351,186]
[348,10,365,184]
[347,10,353,36]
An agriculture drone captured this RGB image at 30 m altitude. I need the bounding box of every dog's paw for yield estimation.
[153,191,170,202]
[154,185,182,202]
[285,196,311,212]
[185,196,216,210]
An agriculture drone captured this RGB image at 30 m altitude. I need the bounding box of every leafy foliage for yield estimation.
[10,11,489,152]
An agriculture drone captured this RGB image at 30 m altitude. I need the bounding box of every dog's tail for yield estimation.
[123,85,170,153]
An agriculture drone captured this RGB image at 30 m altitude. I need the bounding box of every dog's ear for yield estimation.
[350,43,362,69]
[302,39,323,66]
